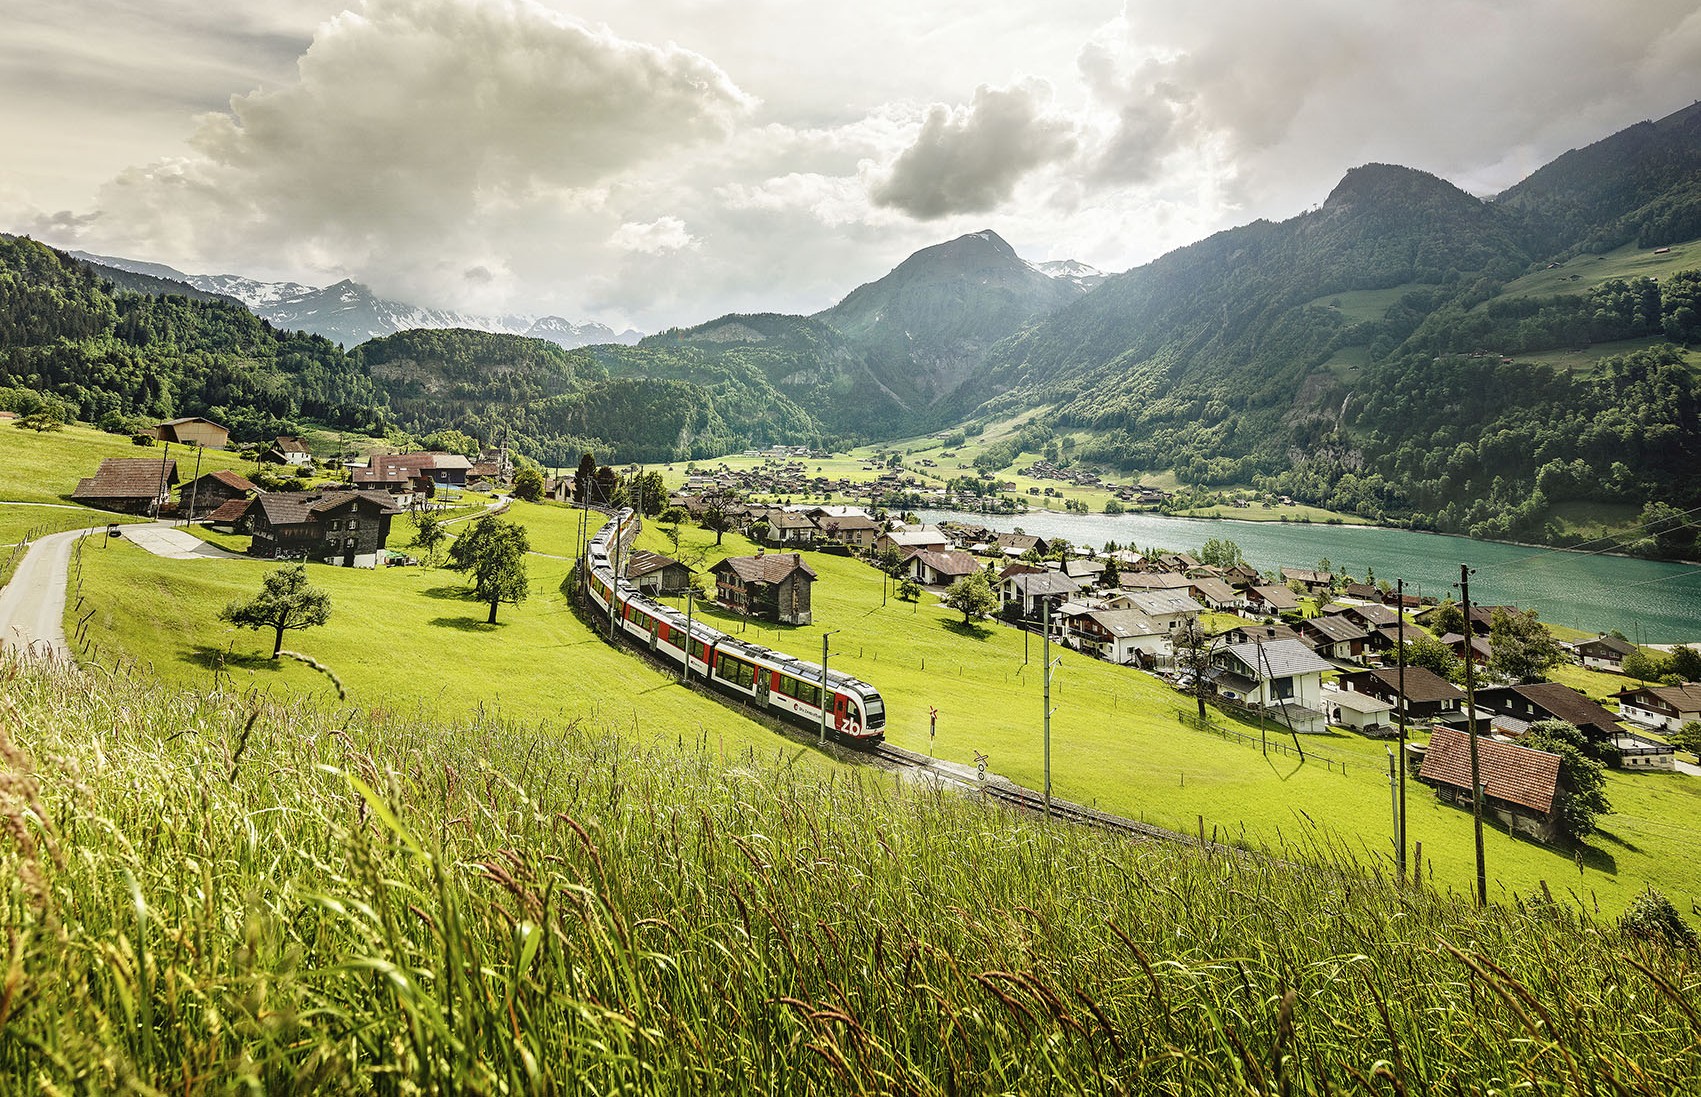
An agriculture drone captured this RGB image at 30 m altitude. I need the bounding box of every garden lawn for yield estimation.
[638,521,1701,917]
[70,535,788,760]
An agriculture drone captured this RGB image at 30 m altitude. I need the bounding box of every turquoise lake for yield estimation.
[915,509,1701,643]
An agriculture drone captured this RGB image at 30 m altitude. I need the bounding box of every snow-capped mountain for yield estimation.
[1030,258,1108,291]
[69,250,640,350]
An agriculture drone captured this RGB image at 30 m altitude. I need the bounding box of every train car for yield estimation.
[581,508,887,744]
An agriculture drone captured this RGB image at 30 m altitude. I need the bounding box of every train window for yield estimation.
[660,626,683,649]
[863,696,885,728]
[717,656,755,688]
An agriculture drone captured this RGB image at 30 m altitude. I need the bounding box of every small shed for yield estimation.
[1418,727,1561,843]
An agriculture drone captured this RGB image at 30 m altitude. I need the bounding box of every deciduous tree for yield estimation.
[513,467,544,502]
[218,563,331,658]
[1523,720,1610,843]
[447,516,530,624]
[1488,607,1563,683]
[942,571,998,624]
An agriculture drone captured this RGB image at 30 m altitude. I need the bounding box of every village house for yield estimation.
[1206,638,1333,734]
[1476,681,1673,772]
[1332,602,1401,629]
[154,416,230,448]
[624,550,695,597]
[711,552,816,625]
[1060,557,1108,585]
[353,452,474,495]
[1188,576,1246,612]
[72,458,178,515]
[1119,571,1194,591]
[765,510,820,546]
[1569,634,1638,673]
[1418,727,1562,843]
[1004,571,1081,619]
[874,528,950,558]
[176,469,258,519]
[809,510,880,551]
[1246,584,1303,616]
[1105,589,1204,634]
[1280,566,1332,595]
[1365,622,1430,660]
[904,549,980,587]
[1299,614,1370,662]
[262,436,313,466]
[1614,681,1701,733]
[1058,607,1167,666]
[993,531,1049,557]
[248,490,400,567]
[1337,666,1466,723]
[1440,631,1494,665]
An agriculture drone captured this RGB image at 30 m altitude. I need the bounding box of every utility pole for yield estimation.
[818,630,840,747]
[154,441,172,519]
[1042,600,1059,818]
[1395,577,1409,884]
[1460,564,1488,908]
[183,443,204,527]
[682,582,695,685]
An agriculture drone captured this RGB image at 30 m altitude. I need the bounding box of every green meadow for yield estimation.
[26,419,1701,917]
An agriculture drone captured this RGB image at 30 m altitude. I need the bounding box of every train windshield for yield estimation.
[862,695,885,729]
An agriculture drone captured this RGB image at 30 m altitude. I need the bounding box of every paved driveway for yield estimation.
[118,523,245,559]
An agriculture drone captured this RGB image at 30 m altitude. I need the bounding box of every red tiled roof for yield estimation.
[1420,726,1559,816]
[71,458,178,500]
[204,498,253,523]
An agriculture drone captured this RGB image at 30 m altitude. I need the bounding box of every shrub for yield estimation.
[1620,888,1699,949]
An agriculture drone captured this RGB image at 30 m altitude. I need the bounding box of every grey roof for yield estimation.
[1189,577,1241,604]
[1324,687,1395,714]
[1011,572,1081,597]
[1083,609,1163,639]
[1221,638,1333,678]
[1120,590,1204,617]
[1304,615,1369,643]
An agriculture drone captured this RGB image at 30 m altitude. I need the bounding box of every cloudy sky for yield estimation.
[2,0,1698,331]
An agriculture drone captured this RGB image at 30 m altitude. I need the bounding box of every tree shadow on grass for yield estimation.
[430,616,502,633]
[1576,841,1619,875]
[185,644,285,674]
[942,619,995,641]
[422,584,473,601]
[1591,825,1643,855]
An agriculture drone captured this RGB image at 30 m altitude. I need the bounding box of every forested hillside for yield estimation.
[0,234,384,438]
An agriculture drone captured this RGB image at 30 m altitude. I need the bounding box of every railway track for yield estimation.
[871,741,1198,847]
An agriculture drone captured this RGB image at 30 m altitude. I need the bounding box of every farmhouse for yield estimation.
[1207,638,1333,734]
[353,452,473,493]
[1614,681,1701,732]
[262,436,313,466]
[1473,682,1622,746]
[154,416,230,448]
[874,528,949,558]
[765,510,820,546]
[1570,634,1637,673]
[248,490,401,567]
[1059,607,1167,666]
[1004,571,1081,618]
[1418,727,1561,843]
[1247,584,1302,615]
[177,469,258,519]
[711,552,816,625]
[1299,614,1369,661]
[1337,666,1465,723]
[1107,589,1204,634]
[72,458,178,515]
[905,549,980,587]
[1188,576,1246,612]
[810,511,880,550]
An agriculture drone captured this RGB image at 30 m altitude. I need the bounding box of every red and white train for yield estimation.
[585,509,887,743]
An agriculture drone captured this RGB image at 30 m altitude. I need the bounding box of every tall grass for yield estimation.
[1,654,1697,1093]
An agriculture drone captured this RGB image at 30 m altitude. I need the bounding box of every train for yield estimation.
[583,508,887,744]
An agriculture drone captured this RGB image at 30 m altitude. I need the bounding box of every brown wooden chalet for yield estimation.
[72,458,178,515]
[1337,666,1465,722]
[1299,614,1369,661]
[624,550,694,596]
[154,416,230,448]
[1474,682,1622,745]
[353,452,473,493]
[177,469,258,519]
[1419,727,1562,842]
[711,552,816,625]
[248,490,401,568]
